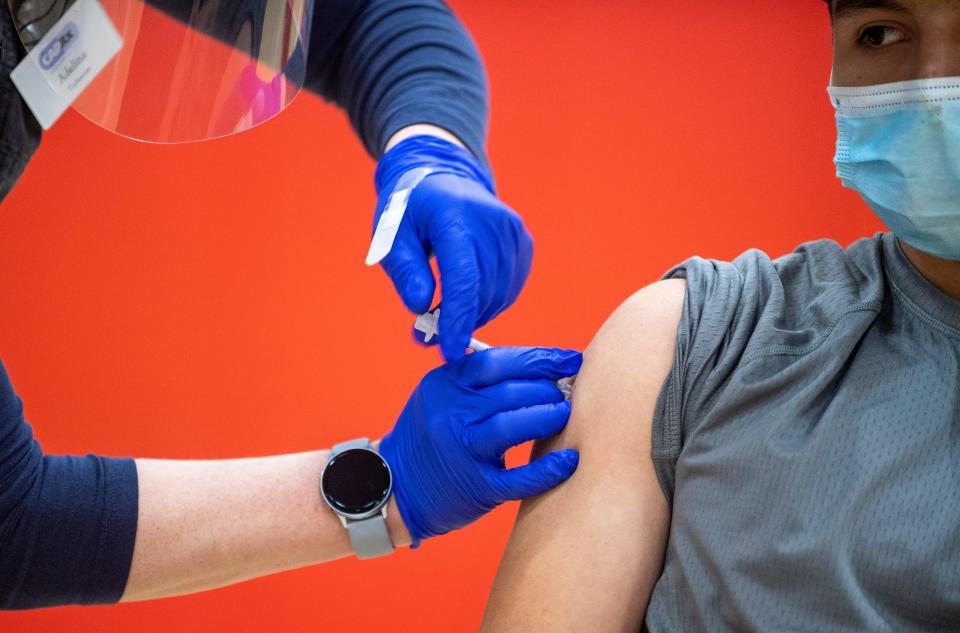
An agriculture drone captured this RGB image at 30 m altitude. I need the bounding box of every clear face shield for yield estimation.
[8,0,314,143]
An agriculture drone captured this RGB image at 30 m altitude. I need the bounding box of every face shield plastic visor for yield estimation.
[8,0,314,143]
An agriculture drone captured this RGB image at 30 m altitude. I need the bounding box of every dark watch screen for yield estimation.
[321,448,392,515]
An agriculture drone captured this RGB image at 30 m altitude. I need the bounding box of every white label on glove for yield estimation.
[10,0,123,130]
[365,167,434,266]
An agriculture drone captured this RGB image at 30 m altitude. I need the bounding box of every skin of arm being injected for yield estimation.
[480,278,686,633]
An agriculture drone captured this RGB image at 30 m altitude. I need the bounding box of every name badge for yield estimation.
[10,0,123,130]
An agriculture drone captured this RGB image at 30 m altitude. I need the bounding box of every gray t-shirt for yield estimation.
[644,233,959,632]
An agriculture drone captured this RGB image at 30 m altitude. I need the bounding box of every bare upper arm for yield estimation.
[480,278,686,633]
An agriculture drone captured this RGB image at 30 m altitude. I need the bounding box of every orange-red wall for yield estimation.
[0,1,881,631]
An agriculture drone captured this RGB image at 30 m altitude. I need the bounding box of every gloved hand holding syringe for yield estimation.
[414,308,577,399]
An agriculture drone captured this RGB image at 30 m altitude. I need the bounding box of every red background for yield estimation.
[0,1,881,631]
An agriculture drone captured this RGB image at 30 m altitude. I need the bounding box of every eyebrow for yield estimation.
[831,0,909,19]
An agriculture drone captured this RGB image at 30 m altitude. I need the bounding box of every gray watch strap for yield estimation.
[329,437,395,559]
[347,514,395,559]
[330,437,372,456]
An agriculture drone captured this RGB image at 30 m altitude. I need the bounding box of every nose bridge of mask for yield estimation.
[828,76,960,112]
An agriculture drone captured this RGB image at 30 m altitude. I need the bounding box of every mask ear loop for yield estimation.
[827,68,842,109]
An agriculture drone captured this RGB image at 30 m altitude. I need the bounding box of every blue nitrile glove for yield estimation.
[379,347,582,547]
[370,135,533,361]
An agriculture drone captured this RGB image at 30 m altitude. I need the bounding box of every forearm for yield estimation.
[122,448,410,602]
[305,0,490,164]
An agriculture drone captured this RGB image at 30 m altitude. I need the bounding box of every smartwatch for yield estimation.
[320,438,395,559]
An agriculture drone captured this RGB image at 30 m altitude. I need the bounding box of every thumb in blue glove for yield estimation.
[369,135,533,361]
[379,347,582,547]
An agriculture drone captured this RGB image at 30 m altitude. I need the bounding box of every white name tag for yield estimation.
[10,0,123,130]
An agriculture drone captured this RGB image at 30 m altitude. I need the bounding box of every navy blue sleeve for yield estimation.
[304,0,490,167]
[0,359,138,610]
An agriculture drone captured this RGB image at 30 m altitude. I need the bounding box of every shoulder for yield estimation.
[585,279,687,387]
[635,237,886,502]
[770,235,887,307]
[535,279,686,457]
[672,234,879,288]
[568,279,687,447]
[655,236,887,424]
[663,237,886,353]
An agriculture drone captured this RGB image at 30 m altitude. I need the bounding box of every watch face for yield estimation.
[321,448,392,517]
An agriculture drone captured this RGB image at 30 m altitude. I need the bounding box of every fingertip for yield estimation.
[525,449,579,497]
[401,276,436,314]
[543,398,573,432]
[440,325,471,362]
[557,349,583,373]
[518,347,584,381]
[381,239,436,314]
[553,353,583,381]
[545,449,579,483]
[558,448,579,471]
[394,267,435,314]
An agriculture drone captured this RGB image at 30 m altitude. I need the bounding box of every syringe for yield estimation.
[413,308,576,400]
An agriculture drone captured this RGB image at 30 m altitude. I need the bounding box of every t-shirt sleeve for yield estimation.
[650,251,775,505]
[0,360,139,610]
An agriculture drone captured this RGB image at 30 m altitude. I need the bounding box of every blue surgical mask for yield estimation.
[829,77,960,260]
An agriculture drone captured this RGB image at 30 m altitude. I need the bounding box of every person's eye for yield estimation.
[857,25,908,49]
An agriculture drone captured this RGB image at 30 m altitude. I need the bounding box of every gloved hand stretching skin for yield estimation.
[379,347,582,547]
[373,135,534,361]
